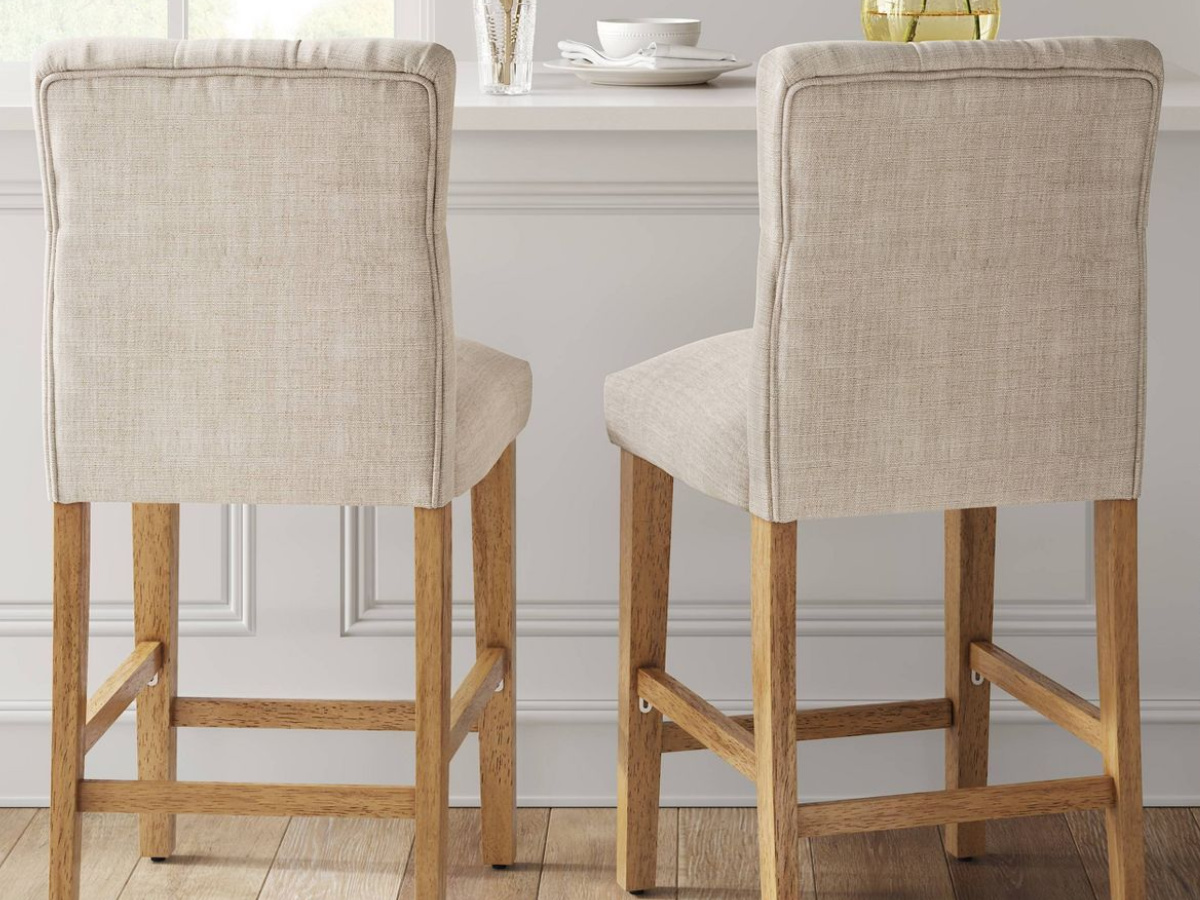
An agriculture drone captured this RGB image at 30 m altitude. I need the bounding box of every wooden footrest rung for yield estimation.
[797,775,1115,838]
[173,698,417,731]
[661,698,952,753]
[78,780,416,819]
[85,641,162,755]
[970,641,1102,750]
[449,647,507,756]
[170,650,508,740]
[638,668,757,779]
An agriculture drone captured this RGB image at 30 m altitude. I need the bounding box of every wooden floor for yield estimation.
[1,807,1199,898]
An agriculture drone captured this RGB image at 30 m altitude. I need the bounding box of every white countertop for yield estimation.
[451,66,761,131]
[3,61,1199,132]
[453,62,1200,132]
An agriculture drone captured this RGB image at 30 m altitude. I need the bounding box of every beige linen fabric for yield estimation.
[606,37,1162,522]
[454,339,533,497]
[35,38,530,506]
[605,330,753,510]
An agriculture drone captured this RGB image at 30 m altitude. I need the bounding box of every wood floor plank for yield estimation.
[540,807,676,899]
[0,808,37,866]
[0,810,140,900]
[2,805,1194,899]
[398,808,549,900]
[813,826,956,899]
[944,815,1094,899]
[1069,808,1200,899]
[118,814,288,900]
[258,817,414,900]
[678,808,815,899]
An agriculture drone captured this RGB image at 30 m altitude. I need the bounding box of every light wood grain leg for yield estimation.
[50,503,89,900]
[943,507,996,859]
[616,451,673,893]
[415,503,452,900]
[472,443,517,868]
[132,503,179,860]
[751,515,799,900]
[1095,499,1146,900]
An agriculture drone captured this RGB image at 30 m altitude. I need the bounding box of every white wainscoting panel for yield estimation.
[0,504,255,637]
[0,104,1197,807]
[341,505,1096,638]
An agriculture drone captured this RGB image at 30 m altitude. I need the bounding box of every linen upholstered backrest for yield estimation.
[34,38,457,508]
[751,38,1162,522]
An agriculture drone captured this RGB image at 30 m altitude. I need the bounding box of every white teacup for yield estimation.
[596,18,702,58]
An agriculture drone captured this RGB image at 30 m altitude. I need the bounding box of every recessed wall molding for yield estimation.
[0,180,42,212]
[508,697,1200,726]
[339,506,1095,638]
[2,697,1195,726]
[0,504,255,637]
[447,181,759,214]
[340,505,375,636]
[0,179,760,215]
[343,597,1099,638]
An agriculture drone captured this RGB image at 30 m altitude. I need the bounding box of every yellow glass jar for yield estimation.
[862,0,1000,42]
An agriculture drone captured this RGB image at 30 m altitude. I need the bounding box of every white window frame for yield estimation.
[396,0,435,42]
[167,0,187,39]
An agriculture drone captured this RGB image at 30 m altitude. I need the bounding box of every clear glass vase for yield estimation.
[474,0,537,95]
[862,0,1000,42]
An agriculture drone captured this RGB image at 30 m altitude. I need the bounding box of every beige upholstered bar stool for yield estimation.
[605,38,1162,900]
[34,38,529,900]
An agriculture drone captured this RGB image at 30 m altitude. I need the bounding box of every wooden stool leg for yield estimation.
[132,503,179,860]
[415,503,453,900]
[751,516,799,900]
[472,443,517,867]
[616,451,673,893]
[943,507,997,859]
[50,503,90,900]
[1095,499,1146,900]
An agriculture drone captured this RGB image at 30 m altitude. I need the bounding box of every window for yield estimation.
[0,0,396,61]
[0,0,166,61]
[188,0,391,40]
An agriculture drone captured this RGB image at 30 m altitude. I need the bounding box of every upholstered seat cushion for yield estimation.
[605,330,752,510]
[456,339,532,495]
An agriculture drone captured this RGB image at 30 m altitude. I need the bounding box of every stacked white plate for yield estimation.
[543,58,749,87]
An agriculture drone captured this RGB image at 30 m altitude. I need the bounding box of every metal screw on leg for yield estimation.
[971,670,985,686]
[638,697,652,714]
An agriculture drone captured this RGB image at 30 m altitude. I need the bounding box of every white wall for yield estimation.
[0,4,1198,805]
[435,0,1200,73]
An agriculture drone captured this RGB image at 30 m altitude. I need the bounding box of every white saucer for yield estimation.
[543,58,749,87]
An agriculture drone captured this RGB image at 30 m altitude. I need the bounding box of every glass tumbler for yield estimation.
[862,0,1000,42]
[475,0,537,95]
